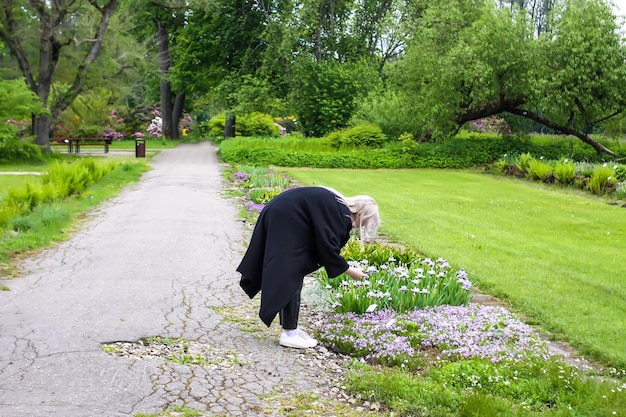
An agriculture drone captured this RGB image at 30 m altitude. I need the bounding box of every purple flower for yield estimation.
[248,203,265,212]
[317,305,552,366]
[234,172,250,180]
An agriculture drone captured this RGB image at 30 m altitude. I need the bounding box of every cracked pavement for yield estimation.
[0,143,334,416]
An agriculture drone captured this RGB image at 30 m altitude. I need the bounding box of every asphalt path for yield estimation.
[0,143,329,416]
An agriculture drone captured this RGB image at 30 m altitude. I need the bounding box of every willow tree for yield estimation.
[0,0,120,150]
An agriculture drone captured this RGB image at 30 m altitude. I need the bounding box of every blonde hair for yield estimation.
[322,187,380,241]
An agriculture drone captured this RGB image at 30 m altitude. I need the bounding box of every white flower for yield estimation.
[365,304,377,313]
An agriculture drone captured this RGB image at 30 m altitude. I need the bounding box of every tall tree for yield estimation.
[0,0,120,150]
[124,0,192,139]
[174,0,267,135]
[386,0,625,154]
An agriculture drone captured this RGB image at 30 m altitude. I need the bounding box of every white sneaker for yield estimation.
[279,328,318,349]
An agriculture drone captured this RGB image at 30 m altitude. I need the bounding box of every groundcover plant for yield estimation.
[316,304,553,369]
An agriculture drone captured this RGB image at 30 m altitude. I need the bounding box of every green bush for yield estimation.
[553,159,577,185]
[0,130,44,163]
[587,164,617,195]
[527,159,553,182]
[237,112,280,137]
[327,123,387,149]
[206,112,280,138]
[206,114,226,137]
[515,152,534,173]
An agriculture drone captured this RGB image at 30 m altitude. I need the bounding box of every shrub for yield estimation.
[527,158,553,182]
[587,164,617,195]
[206,112,280,138]
[206,114,226,138]
[0,133,43,162]
[515,152,534,173]
[614,164,626,181]
[553,158,577,185]
[327,123,387,149]
[237,112,280,137]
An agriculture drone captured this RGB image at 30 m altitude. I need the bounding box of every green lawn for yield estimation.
[285,168,626,369]
[0,175,41,192]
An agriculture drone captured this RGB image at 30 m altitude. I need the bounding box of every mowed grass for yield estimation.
[0,175,41,192]
[285,168,626,369]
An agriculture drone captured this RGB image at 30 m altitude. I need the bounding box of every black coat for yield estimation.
[237,187,353,326]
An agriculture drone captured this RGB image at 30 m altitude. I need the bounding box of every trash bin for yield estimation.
[135,138,146,158]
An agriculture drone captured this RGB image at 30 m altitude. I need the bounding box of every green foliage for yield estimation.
[317,239,472,314]
[0,79,47,163]
[345,357,626,416]
[0,79,48,122]
[0,134,44,162]
[205,113,226,137]
[515,152,534,173]
[374,0,626,154]
[219,133,626,170]
[236,112,280,137]
[0,160,116,231]
[248,187,282,204]
[290,60,380,137]
[341,238,422,265]
[205,112,280,138]
[247,172,290,189]
[587,164,617,195]
[327,123,387,149]
[355,90,424,139]
[553,158,577,185]
[526,158,553,182]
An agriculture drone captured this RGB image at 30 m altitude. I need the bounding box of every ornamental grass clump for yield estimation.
[553,158,577,185]
[588,164,617,195]
[317,256,472,314]
[316,304,553,369]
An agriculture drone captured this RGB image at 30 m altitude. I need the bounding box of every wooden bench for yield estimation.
[52,138,112,154]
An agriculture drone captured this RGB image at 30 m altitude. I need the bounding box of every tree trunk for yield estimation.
[225,116,236,138]
[155,19,174,139]
[171,93,186,139]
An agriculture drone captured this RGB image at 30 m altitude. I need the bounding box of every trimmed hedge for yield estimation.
[218,134,626,169]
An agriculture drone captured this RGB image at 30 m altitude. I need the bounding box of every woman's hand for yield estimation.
[344,266,368,280]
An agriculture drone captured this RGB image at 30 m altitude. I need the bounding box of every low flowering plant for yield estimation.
[132,131,144,138]
[316,304,553,369]
[317,256,472,314]
[234,171,251,181]
[248,203,265,212]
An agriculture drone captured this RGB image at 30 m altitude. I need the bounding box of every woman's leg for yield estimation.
[279,289,301,330]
